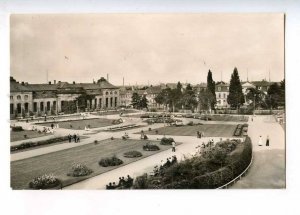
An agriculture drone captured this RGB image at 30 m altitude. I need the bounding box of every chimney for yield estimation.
[58,81,61,84]
[54,80,56,84]
[48,81,51,85]
[73,81,75,84]
[21,81,25,86]
[107,74,109,82]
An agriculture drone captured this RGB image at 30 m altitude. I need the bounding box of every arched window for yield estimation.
[24,95,29,100]
[17,95,21,100]
[106,92,109,95]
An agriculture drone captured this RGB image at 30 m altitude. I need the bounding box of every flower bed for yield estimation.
[160,137,174,145]
[143,143,160,151]
[123,150,143,158]
[67,163,93,177]
[29,173,60,189]
[11,126,24,132]
[11,136,69,152]
[99,155,123,167]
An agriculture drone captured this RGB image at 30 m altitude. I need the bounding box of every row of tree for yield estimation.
[131,67,285,112]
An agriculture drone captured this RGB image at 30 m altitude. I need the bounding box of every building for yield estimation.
[215,81,229,108]
[10,77,120,118]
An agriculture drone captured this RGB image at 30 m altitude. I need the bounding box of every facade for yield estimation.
[215,81,229,108]
[119,87,134,107]
[10,77,120,118]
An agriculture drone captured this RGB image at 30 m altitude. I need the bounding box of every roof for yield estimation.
[146,86,162,94]
[25,84,58,91]
[33,91,57,99]
[10,82,32,92]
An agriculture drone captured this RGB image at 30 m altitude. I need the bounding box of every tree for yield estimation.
[131,92,141,109]
[227,67,245,109]
[266,82,283,109]
[140,95,148,109]
[246,88,265,109]
[182,84,197,111]
[154,88,171,111]
[198,88,215,111]
[206,70,216,109]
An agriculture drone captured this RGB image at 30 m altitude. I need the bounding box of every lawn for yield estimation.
[37,118,114,130]
[207,115,249,122]
[11,138,173,189]
[143,124,237,137]
[10,130,52,142]
[93,109,139,116]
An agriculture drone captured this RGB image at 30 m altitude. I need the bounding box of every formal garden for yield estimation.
[11,138,175,189]
[36,118,117,130]
[122,137,253,189]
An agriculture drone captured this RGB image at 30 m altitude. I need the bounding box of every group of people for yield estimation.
[195,139,216,155]
[68,133,80,143]
[153,156,178,176]
[196,131,205,138]
[258,135,270,147]
[122,132,129,140]
[106,175,133,189]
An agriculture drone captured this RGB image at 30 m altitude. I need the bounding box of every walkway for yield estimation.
[231,115,285,189]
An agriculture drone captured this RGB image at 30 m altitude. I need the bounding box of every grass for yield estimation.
[11,130,52,142]
[11,138,173,190]
[143,124,237,137]
[37,118,114,130]
[93,109,139,116]
[205,115,249,122]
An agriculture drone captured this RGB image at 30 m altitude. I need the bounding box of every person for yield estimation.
[258,135,263,146]
[172,140,176,152]
[141,130,144,139]
[73,134,77,143]
[197,131,200,138]
[51,123,54,129]
[77,134,80,142]
[68,134,72,143]
[266,135,270,146]
[171,155,177,164]
[164,158,171,167]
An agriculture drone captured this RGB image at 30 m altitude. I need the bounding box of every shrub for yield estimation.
[133,174,148,189]
[143,143,160,151]
[29,173,60,189]
[67,163,93,177]
[187,121,194,126]
[10,136,69,152]
[112,119,123,125]
[99,155,123,167]
[160,137,174,145]
[11,126,23,132]
[123,151,143,158]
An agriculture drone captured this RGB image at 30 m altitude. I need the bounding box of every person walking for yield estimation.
[68,134,72,143]
[258,135,263,146]
[172,140,176,152]
[266,135,270,146]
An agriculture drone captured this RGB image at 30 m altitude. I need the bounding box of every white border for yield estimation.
[1,1,300,215]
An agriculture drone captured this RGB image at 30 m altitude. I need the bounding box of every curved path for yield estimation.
[231,115,285,189]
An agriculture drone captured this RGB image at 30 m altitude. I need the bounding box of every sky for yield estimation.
[10,13,284,86]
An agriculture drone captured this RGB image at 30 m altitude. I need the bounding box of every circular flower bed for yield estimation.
[29,173,60,189]
[143,143,160,151]
[67,163,93,177]
[160,137,174,145]
[99,155,123,167]
[123,150,143,158]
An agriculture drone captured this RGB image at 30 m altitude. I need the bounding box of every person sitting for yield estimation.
[112,182,117,189]
[164,158,171,168]
[171,155,177,164]
[106,182,113,190]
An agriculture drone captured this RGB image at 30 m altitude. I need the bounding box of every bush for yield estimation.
[133,174,148,189]
[29,173,60,189]
[11,126,23,132]
[112,119,123,125]
[10,136,69,152]
[67,163,93,177]
[160,137,174,145]
[123,151,143,158]
[99,155,123,167]
[187,121,194,126]
[143,143,160,151]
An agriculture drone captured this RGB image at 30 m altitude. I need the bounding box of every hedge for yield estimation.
[143,143,160,151]
[11,136,69,152]
[189,136,252,189]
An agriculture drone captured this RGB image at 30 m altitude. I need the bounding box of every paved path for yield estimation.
[231,115,285,189]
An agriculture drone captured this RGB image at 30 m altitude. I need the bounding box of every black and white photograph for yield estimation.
[9,13,285,190]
